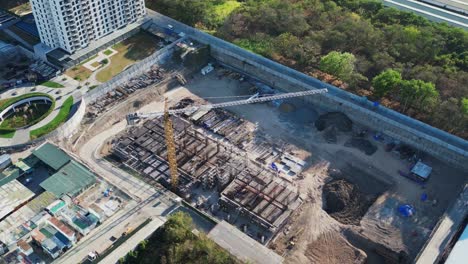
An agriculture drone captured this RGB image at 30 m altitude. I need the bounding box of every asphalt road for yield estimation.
[55,119,179,264]
[383,0,468,30]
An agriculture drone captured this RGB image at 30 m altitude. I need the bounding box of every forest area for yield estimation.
[119,212,238,264]
[147,0,468,139]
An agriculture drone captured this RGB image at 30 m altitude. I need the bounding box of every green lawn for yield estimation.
[103,49,113,56]
[30,96,73,139]
[40,81,65,88]
[0,129,15,139]
[96,31,160,83]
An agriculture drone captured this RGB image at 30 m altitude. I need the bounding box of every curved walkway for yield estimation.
[0,75,83,146]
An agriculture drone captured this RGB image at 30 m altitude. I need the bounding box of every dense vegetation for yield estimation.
[148,0,468,139]
[120,212,238,264]
[30,96,73,139]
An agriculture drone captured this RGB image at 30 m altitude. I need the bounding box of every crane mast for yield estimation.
[163,98,179,190]
[127,88,329,191]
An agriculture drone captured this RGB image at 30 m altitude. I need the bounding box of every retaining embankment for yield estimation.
[146,10,468,170]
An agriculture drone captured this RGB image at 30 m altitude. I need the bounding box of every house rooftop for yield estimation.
[32,143,71,170]
[40,160,96,198]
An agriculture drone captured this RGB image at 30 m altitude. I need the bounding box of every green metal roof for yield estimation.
[32,143,71,170]
[40,160,96,198]
[0,167,21,187]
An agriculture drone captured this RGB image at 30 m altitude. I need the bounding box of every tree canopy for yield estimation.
[372,69,402,98]
[120,212,238,264]
[147,0,468,139]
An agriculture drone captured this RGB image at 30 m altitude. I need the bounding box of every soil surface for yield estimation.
[305,231,366,264]
[344,137,378,155]
[323,179,376,225]
[315,112,353,132]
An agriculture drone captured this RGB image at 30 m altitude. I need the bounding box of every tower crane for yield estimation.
[126,88,328,190]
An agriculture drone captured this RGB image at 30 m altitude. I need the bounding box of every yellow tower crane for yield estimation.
[163,98,179,190]
[126,88,328,190]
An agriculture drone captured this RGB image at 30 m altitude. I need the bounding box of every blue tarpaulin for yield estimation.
[398,204,415,217]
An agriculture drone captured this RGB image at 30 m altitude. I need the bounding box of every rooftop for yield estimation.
[48,217,75,238]
[0,180,34,220]
[32,143,71,171]
[40,160,96,198]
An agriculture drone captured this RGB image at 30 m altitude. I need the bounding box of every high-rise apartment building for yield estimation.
[30,0,146,54]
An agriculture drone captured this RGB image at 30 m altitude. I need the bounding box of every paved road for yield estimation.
[98,218,166,264]
[54,116,179,263]
[383,0,468,30]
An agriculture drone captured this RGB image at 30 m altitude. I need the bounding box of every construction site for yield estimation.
[111,103,303,242]
[101,55,467,263]
[0,13,458,264]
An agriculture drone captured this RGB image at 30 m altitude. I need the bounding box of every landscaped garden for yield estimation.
[0,93,55,139]
[30,96,73,140]
[39,81,65,88]
[0,102,53,129]
[96,31,161,82]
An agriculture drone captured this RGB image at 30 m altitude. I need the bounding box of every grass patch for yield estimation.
[0,129,15,139]
[29,96,73,140]
[96,31,160,83]
[65,66,92,82]
[39,81,64,88]
[103,49,113,56]
[90,61,101,68]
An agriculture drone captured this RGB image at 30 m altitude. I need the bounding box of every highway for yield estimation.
[383,0,468,30]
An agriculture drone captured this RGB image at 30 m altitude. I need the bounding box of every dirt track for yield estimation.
[65,69,467,264]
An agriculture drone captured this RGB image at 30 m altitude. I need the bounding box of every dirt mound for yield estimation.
[323,179,375,225]
[305,231,367,264]
[315,112,353,132]
[344,138,378,155]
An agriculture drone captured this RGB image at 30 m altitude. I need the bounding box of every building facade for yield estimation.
[30,0,146,53]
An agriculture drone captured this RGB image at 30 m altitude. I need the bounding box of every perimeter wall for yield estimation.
[147,10,468,170]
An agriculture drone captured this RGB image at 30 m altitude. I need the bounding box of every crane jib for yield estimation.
[129,88,328,121]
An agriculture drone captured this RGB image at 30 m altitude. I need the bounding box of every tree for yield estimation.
[462,98,468,116]
[319,51,357,82]
[372,69,402,98]
[163,212,193,244]
[400,79,439,112]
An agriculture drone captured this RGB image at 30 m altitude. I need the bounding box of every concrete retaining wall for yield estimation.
[84,37,182,103]
[53,94,86,140]
[146,11,468,170]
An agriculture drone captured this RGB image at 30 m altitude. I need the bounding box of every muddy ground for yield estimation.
[180,70,467,263]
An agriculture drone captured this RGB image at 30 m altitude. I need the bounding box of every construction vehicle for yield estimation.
[126,88,328,190]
